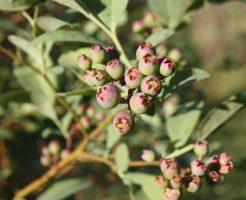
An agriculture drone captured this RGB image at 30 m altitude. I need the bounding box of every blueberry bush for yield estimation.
[0,0,245,200]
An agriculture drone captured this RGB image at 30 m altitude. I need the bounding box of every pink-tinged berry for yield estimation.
[81,116,91,129]
[190,160,207,176]
[143,12,155,26]
[40,155,50,167]
[219,161,233,174]
[77,54,92,70]
[86,105,95,118]
[170,176,182,189]
[106,59,125,80]
[91,69,108,86]
[105,45,119,60]
[41,147,49,156]
[155,175,168,188]
[141,149,155,162]
[125,67,143,89]
[83,70,95,86]
[136,42,155,60]
[60,149,69,159]
[160,158,180,180]
[206,170,224,184]
[168,48,182,62]
[129,92,152,114]
[219,152,231,166]
[132,20,144,33]
[159,56,176,77]
[163,188,181,200]
[138,55,158,75]
[48,140,60,156]
[96,83,120,109]
[90,44,106,63]
[113,110,133,134]
[140,75,161,96]
[194,140,209,157]
[186,175,201,193]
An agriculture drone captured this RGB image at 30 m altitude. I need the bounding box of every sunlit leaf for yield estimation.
[146,28,174,46]
[115,143,129,173]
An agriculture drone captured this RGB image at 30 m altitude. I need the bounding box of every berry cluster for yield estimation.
[155,140,233,200]
[71,103,106,132]
[77,42,176,134]
[40,140,68,167]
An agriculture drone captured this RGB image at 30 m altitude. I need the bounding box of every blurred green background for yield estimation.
[0,0,245,199]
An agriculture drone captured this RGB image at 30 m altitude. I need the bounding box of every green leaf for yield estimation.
[164,68,210,95]
[58,47,90,68]
[8,35,43,67]
[0,90,29,106]
[0,0,40,11]
[115,143,129,173]
[32,29,99,45]
[148,0,187,28]
[98,0,129,29]
[106,124,122,152]
[198,94,245,140]
[37,178,92,200]
[36,16,71,32]
[125,173,163,200]
[166,101,204,147]
[14,67,56,120]
[0,126,14,140]
[146,28,174,46]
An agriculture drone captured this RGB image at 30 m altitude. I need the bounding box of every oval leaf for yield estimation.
[115,143,129,173]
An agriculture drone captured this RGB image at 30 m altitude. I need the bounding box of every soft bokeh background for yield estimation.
[0,0,245,199]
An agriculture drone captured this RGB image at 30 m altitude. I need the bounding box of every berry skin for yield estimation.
[138,55,158,75]
[77,54,92,70]
[194,140,209,157]
[113,110,133,134]
[141,75,161,96]
[83,70,107,86]
[125,67,143,89]
[160,158,180,180]
[186,175,201,193]
[190,160,207,176]
[219,152,231,166]
[159,56,176,77]
[129,93,152,114]
[106,59,125,80]
[96,83,120,109]
[156,43,168,56]
[163,188,181,200]
[141,149,155,162]
[48,140,61,156]
[90,44,106,63]
[168,48,182,62]
[170,176,182,189]
[155,175,168,188]
[136,42,155,60]
[132,20,144,33]
[83,70,95,86]
[40,155,50,167]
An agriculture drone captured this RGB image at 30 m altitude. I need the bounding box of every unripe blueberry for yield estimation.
[60,149,69,159]
[219,152,231,166]
[40,155,50,166]
[141,75,161,96]
[141,149,155,162]
[155,175,168,188]
[91,69,108,86]
[163,188,181,200]
[143,12,155,26]
[48,140,61,156]
[77,54,92,70]
[206,170,224,184]
[129,93,152,114]
[81,116,91,129]
[162,95,180,117]
[90,44,106,63]
[105,45,120,60]
[168,48,182,62]
[96,83,120,109]
[83,70,95,86]
[138,55,158,75]
[186,175,201,193]
[219,161,233,174]
[86,105,95,118]
[159,56,176,77]
[160,158,180,180]
[156,44,168,56]
[112,110,133,134]
[41,147,49,156]
[136,42,155,60]
[106,59,125,80]
[132,20,144,33]
[194,140,209,157]
[170,176,182,189]
[190,160,207,176]
[125,67,143,89]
